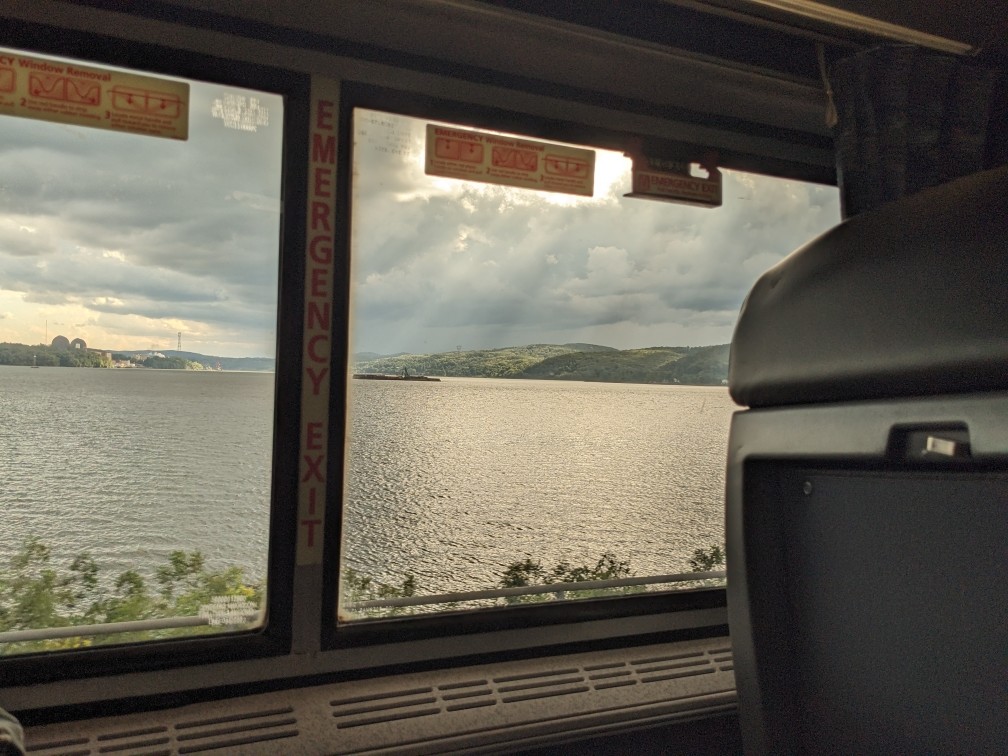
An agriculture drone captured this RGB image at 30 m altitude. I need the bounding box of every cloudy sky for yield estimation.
[350,109,840,356]
[0,45,840,360]
[0,48,283,358]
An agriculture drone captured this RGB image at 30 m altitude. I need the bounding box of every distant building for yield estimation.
[50,335,87,351]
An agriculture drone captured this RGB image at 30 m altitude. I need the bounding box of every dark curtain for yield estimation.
[830,45,1005,217]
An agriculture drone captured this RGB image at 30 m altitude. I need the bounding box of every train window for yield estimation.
[339,108,840,620]
[0,48,283,654]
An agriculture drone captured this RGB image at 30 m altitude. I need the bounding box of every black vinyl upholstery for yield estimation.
[727,165,1008,753]
[729,166,1008,408]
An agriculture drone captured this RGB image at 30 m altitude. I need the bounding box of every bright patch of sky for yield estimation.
[351,109,840,356]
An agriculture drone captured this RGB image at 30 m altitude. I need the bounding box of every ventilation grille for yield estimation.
[26,707,298,755]
[25,640,735,754]
[331,646,734,730]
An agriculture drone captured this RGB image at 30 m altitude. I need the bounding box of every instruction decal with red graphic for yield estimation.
[0,49,189,140]
[425,125,595,196]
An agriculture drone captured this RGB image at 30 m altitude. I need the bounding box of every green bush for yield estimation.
[687,544,725,572]
[0,537,261,654]
[499,552,637,603]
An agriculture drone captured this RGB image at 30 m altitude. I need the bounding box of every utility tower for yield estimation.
[178,331,182,351]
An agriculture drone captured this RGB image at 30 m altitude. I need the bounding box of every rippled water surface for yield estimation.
[1,368,274,584]
[2,369,736,596]
[343,377,735,593]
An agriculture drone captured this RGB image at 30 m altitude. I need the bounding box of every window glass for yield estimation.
[0,48,282,653]
[341,108,839,619]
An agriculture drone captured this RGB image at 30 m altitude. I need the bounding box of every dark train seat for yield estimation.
[725,166,1008,753]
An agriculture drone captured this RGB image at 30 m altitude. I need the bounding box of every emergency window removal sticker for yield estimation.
[0,49,189,140]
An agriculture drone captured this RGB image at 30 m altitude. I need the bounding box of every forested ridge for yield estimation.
[353,343,730,385]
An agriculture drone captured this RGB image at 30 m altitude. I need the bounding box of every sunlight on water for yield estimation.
[1,369,736,605]
[343,377,735,594]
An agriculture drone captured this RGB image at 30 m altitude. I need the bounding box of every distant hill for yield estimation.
[353,344,598,378]
[352,343,729,385]
[520,344,729,384]
[351,351,388,362]
[557,343,619,353]
[668,344,731,384]
[0,342,271,371]
[158,350,275,372]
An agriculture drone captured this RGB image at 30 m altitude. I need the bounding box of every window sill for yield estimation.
[23,636,736,753]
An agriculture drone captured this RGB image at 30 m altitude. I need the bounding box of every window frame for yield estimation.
[0,4,845,715]
[321,83,739,652]
[0,20,309,684]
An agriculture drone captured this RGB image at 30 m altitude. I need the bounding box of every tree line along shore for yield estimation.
[3,340,729,383]
[0,342,274,371]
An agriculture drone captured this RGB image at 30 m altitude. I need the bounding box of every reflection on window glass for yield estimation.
[0,48,282,654]
[340,108,839,619]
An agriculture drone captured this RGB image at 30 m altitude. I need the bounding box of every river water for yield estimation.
[1,368,736,595]
[344,377,735,593]
[0,368,274,585]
